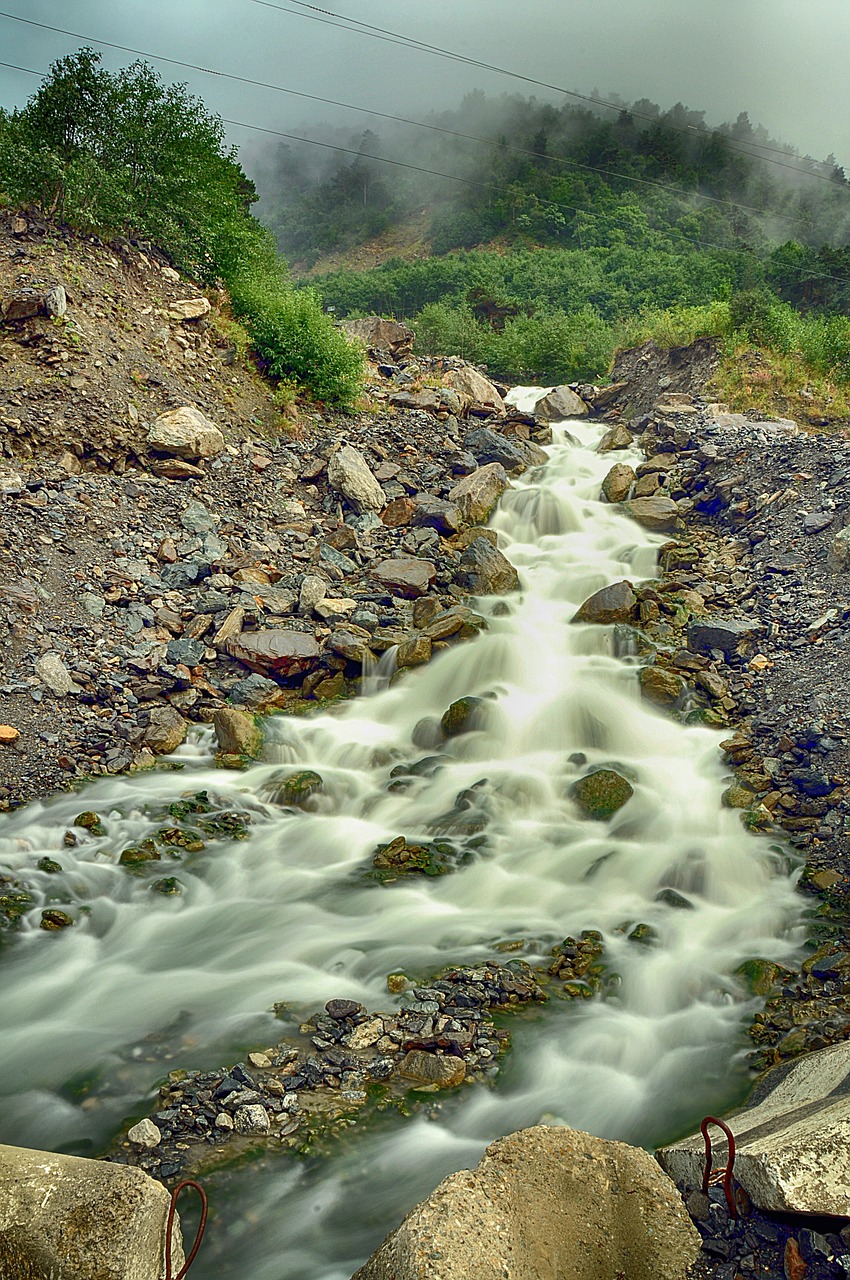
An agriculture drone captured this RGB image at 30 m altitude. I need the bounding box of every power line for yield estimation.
[0,4,843,196]
[5,39,850,292]
[0,9,828,237]
[251,0,844,179]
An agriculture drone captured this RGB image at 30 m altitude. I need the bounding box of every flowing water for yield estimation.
[0,404,805,1277]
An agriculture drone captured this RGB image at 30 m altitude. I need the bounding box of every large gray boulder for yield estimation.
[686,617,762,658]
[328,445,385,514]
[624,496,679,532]
[441,366,505,415]
[352,1125,699,1280]
[0,1143,184,1279]
[147,406,224,460]
[657,1040,850,1215]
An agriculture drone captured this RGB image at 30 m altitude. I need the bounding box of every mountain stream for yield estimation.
[0,401,805,1277]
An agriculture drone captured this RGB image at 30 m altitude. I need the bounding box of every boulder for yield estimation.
[441,696,487,737]
[624,496,679,532]
[328,445,385,513]
[213,708,262,759]
[463,428,529,473]
[638,665,685,705]
[352,1125,699,1280]
[398,1050,466,1089]
[686,617,762,658]
[598,424,634,452]
[572,581,636,625]
[225,629,322,678]
[657,1041,850,1215]
[373,558,437,598]
[454,538,519,596]
[441,366,505,415]
[381,497,417,528]
[147,406,225,460]
[339,317,414,357]
[533,385,590,421]
[571,769,634,820]
[601,463,635,503]
[388,389,442,412]
[143,706,188,755]
[448,464,510,526]
[168,296,210,321]
[829,526,850,570]
[0,1142,184,1280]
[410,496,462,535]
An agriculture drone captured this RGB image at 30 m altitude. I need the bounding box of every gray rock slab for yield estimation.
[687,617,763,658]
[352,1125,698,1280]
[0,1142,183,1279]
[657,1041,850,1214]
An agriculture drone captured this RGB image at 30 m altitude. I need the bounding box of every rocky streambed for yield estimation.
[2,290,850,1277]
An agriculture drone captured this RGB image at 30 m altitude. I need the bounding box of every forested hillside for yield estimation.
[253,91,850,409]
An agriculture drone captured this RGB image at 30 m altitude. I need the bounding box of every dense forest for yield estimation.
[251,91,850,403]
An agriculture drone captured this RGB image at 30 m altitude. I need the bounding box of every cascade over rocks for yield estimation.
[352,1125,700,1280]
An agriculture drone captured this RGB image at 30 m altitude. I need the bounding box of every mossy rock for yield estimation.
[0,889,35,929]
[151,877,183,896]
[627,922,658,946]
[371,836,458,881]
[440,696,486,737]
[74,811,106,835]
[155,827,205,852]
[571,769,634,820]
[37,857,62,874]
[735,958,792,998]
[119,840,161,866]
[40,909,74,930]
[723,783,755,809]
[270,770,324,807]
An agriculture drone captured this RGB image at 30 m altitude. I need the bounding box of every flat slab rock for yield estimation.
[225,629,321,677]
[372,558,437,598]
[352,1125,699,1280]
[657,1040,850,1215]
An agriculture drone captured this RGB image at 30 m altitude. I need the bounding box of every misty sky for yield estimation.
[1,0,848,184]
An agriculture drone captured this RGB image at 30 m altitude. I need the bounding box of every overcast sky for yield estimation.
[1,0,848,183]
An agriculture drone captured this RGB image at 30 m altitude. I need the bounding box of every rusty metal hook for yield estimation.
[165,1179,208,1280]
[700,1116,737,1218]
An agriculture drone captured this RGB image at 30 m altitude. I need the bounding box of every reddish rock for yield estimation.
[225,629,321,678]
[381,497,417,528]
[373,558,437,598]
